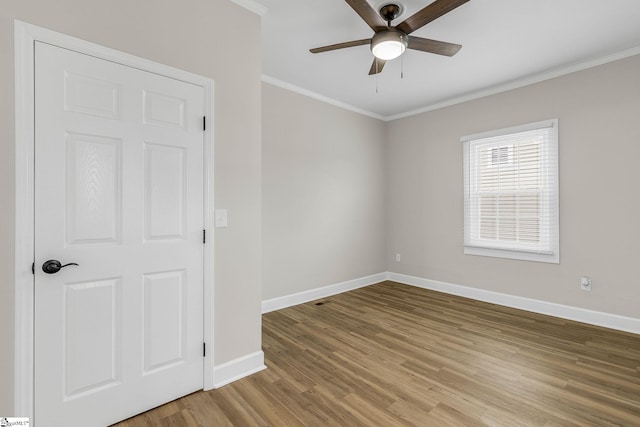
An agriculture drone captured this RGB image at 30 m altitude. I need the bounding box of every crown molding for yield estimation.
[264,45,640,122]
[387,44,640,121]
[261,75,386,121]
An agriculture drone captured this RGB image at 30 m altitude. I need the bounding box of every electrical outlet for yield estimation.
[395,253,401,262]
[580,276,592,292]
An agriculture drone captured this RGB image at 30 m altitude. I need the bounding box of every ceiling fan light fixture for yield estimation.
[371,30,408,60]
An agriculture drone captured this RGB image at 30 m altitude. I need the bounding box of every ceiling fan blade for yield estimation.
[408,36,462,56]
[396,0,470,35]
[345,0,388,32]
[310,38,371,54]
[368,58,386,75]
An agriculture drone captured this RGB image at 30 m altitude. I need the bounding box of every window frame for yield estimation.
[462,119,559,264]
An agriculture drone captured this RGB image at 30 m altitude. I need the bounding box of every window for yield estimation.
[462,119,559,263]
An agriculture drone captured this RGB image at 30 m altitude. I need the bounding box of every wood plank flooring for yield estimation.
[113,281,640,426]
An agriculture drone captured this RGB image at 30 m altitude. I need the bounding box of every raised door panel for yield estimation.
[63,278,122,399]
[142,270,187,374]
[143,90,187,130]
[64,71,122,119]
[66,133,122,246]
[143,143,186,240]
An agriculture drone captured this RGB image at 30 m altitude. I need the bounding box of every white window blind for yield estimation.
[462,119,559,263]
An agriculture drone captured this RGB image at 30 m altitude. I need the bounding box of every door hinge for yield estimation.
[203,229,206,244]
[203,342,206,357]
[203,116,206,131]
[32,262,35,275]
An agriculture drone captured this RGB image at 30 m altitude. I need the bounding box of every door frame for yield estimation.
[14,20,215,419]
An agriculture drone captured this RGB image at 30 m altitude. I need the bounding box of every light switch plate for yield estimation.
[215,209,228,228]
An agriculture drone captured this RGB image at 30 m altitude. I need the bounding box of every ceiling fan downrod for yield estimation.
[379,3,402,25]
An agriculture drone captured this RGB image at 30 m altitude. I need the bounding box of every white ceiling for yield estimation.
[256,0,640,119]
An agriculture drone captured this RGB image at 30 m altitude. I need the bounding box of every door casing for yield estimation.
[14,20,215,419]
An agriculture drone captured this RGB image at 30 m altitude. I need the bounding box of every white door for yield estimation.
[34,42,205,427]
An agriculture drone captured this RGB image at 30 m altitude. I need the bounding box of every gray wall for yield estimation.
[262,83,387,300]
[387,54,640,318]
[1,0,262,414]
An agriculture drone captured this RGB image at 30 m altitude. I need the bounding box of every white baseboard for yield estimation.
[262,272,387,314]
[261,271,640,335]
[212,351,266,389]
[387,272,640,335]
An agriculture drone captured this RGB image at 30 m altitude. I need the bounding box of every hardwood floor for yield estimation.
[114,281,640,426]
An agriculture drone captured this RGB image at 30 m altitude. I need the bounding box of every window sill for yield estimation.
[464,245,559,264]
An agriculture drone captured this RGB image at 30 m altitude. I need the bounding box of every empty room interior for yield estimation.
[2,0,640,425]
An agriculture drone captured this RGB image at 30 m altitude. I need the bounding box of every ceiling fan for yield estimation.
[310,0,471,75]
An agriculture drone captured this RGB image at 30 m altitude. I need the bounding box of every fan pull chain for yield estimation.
[375,60,379,94]
[401,35,405,79]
